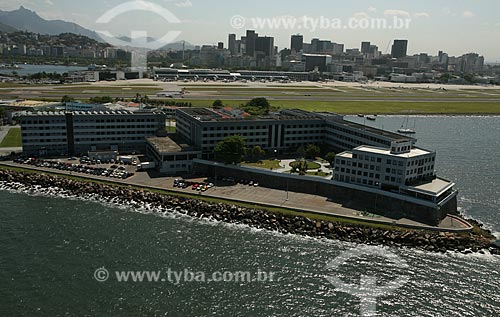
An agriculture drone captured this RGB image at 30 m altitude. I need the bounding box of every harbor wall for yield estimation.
[192,160,456,226]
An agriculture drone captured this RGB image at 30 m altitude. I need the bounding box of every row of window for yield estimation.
[326,124,391,146]
[200,123,323,132]
[335,175,381,187]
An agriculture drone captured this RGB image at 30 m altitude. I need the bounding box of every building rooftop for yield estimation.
[325,115,413,141]
[355,145,433,158]
[147,136,196,154]
[406,177,455,196]
[178,108,323,122]
[20,110,161,117]
[337,151,353,159]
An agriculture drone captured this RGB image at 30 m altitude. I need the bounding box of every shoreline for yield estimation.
[0,166,498,255]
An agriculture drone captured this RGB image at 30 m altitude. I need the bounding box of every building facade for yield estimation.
[333,140,456,208]
[146,136,202,175]
[391,40,408,59]
[176,108,414,159]
[20,111,166,157]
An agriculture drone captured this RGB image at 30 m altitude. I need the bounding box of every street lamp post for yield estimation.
[285,179,289,201]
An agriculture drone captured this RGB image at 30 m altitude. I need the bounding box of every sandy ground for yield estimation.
[88,78,500,91]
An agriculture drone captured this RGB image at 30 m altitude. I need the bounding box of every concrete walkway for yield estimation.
[272,159,332,180]
[0,161,472,232]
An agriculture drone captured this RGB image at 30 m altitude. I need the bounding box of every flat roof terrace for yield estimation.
[407,177,455,196]
[337,117,414,141]
[355,145,433,158]
[178,108,323,122]
[147,136,197,154]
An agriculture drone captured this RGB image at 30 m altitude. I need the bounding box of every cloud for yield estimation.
[44,0,54,5]
[463,11,475,18]
[352,12,370,20]
[414,12,430,18]
[384,9,411,18]
[367,6,377,13]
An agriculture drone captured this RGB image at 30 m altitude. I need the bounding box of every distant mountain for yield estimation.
[115,36,196,51]
[0,6,103,42]
[0,21,17,33]
[162,41,196,51]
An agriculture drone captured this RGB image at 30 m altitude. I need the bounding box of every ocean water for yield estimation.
[1,116,499,316]
[1,64,88,76]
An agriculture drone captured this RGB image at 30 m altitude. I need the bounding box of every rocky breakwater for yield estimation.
[0,168,498,255]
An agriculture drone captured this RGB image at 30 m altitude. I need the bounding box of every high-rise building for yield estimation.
[391,40,408,59]
[217,42,224,50]
[361,41,371,54]
[332,43,344,55]
[310,38,320,53]
[228,34,237,55]
[255,36,274,57]
[245,30,257,57]
[291,34,304,53]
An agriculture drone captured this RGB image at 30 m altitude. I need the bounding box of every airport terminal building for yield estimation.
[20,111,166,157]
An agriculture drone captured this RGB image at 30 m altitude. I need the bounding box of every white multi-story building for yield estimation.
[333,140,456,205]
[334,140,435,187]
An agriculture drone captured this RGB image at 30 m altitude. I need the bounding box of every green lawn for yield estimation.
[0,128,22,147]
[174,99,500,115]
[165,126,176,133]
[290,161,322,170]
[242,159,282,170]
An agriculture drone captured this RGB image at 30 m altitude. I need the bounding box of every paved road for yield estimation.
[0,147,22,155]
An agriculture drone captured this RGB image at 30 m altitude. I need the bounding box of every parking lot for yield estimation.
[13,157,137,180]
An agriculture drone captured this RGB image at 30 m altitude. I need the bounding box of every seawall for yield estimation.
[192,159,454,226]
[0,167,497,255]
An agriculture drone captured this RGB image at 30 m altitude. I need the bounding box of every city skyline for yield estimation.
[0,0,499,62]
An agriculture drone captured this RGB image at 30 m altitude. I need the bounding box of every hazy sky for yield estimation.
[2,0,500,61]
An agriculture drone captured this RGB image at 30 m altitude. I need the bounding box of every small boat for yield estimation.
[357,114,365,118]
[398,115,416,134]
[366,116,376,121]
[397,128,416,134]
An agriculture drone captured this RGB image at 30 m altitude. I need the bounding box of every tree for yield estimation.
[241,97,271,116]
[297,146,306,159]
[305,144,320,160]
[439,73,451,84]
[324,152,336,165]
[463,73,475,84]
[61,95,75,103]
[212,100,224,109]
[89,96,113,104]
[249,145,265,162]
[214,135,246,165]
